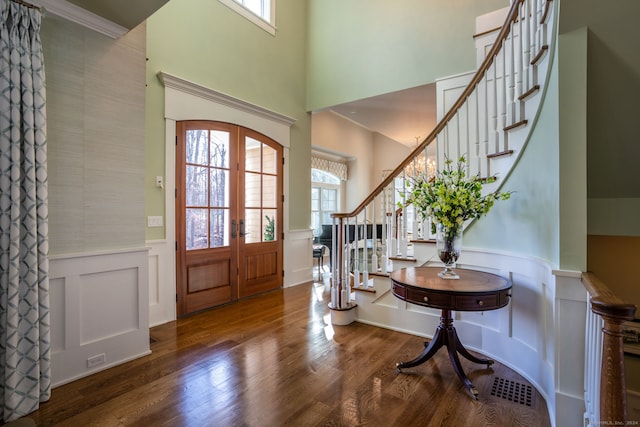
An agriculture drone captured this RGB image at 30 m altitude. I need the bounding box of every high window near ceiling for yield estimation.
[218,0,276,35]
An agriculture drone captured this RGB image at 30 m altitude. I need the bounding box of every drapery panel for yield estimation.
[0,0,50,422]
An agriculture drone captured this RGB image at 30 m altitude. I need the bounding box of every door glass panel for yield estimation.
[210,169,230,208]
[245,137,261,172]
[210,131,230,168]
[263,209,277,242]
[244,208,260,244]
[186,208,208,250]
[262,143,277,174]
[185,128,232,251]
[186,130,209,165]
[210,209,229,247]
[186,166,208,207]
[245,172,261,207]
[262,174,277,208]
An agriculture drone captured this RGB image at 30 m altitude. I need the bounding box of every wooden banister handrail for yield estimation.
[581,272,637,425]
[331,0,525,220]
[582,272,636,320]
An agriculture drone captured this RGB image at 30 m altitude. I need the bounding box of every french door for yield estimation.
[176,121,283,316]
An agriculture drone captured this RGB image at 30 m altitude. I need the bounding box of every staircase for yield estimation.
[325,0,563,419]
[325,2,637,426]
[328,0,556,316]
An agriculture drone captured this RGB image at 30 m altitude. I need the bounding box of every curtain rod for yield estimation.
[8,0,41,11]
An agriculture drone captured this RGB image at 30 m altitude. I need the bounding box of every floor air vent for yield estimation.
[490,377,533,407]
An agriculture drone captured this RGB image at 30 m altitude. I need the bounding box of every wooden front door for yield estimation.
[176,121,283,316]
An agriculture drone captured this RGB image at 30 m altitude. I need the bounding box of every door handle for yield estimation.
[232,219,237,238]
[239,219,246,237]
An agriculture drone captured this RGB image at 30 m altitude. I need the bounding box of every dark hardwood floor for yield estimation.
[26,274,550,426]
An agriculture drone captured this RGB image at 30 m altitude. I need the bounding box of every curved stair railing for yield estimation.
[582,272,637,426]
[328,0,555,312]
[324,2,637,423]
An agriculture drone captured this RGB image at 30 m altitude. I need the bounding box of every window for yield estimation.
[218,0,276,35]
[311,169,340,236]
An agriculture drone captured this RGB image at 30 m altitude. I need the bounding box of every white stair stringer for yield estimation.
[434,2,556,197]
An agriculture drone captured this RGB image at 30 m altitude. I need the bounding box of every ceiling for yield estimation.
[328,83,437,147]
[23,0,170,37]
[64,0,170,30]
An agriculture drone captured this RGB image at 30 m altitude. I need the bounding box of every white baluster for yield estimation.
[371,196,379,272]
[400,210,407,258]
[481,73,490,176]
[331,219,338,308]
[523,0,532,92]
[462,104,470,176]
[342,221,350,308]
[473,88,480,177]
[381,188,388,272]
[508,26,516,127]
[353,218,360,289]
[492,60,499,154]
[516,6,525,121]
[529,0,536,88]
[500,42,507,153]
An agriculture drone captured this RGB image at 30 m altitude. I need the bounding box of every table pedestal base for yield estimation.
[396,309,493,399]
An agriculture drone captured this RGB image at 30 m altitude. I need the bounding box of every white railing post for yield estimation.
[584,295,604,426]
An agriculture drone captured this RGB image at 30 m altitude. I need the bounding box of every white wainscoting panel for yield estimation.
[147,239,176,327]
[354,248,587,427]
[49,248,150,387]
[284,228,315,287]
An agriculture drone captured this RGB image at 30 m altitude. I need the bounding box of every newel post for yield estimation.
[328,216,356,325]
[590,297,636,425]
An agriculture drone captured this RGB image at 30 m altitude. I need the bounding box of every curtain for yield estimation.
[0,0,50,422]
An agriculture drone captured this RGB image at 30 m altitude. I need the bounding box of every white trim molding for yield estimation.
[151,72,298,326]
[158,72,295,131]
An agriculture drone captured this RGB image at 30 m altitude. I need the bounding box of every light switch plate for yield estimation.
[147,216,163,227]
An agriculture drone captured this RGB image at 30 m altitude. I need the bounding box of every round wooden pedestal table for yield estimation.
[390,266,512,399]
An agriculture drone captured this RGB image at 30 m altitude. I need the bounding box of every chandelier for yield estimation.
[405,137,436,179]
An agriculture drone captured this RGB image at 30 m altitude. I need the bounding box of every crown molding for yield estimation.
[28,0,128,39]
[158,72,296,128]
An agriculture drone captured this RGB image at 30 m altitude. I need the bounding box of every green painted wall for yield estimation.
[560,0,640,236]
[558,27,588,272]
[306,0,509,111]
[145,0,310,238]
[464,48,561,266]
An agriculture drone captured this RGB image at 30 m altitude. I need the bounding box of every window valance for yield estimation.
[311,156,347,181]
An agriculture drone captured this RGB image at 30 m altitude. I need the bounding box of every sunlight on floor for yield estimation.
[323,313,334,341]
